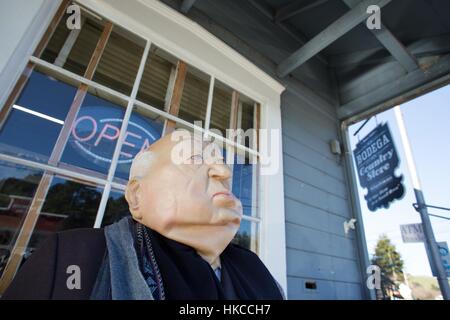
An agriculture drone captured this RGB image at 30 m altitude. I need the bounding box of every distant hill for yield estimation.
[407,275,446,300]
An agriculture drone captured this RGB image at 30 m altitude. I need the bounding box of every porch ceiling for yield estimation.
[160,0,450,121]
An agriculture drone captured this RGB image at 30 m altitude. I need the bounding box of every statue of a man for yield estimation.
[3,130,284,300]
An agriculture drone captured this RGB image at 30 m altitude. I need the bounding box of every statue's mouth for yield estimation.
[212,191,233,199]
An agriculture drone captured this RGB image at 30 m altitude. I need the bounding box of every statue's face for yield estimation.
[126,131,242,263]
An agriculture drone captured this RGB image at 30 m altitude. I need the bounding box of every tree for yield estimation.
[371,234,405,299]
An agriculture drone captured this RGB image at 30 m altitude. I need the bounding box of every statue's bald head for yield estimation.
[128,129,205,181]
[128,132,172,181]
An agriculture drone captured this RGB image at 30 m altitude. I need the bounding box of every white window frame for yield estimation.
[0,0,287,292]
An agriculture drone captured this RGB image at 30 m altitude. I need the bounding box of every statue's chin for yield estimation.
[208,208,242,226]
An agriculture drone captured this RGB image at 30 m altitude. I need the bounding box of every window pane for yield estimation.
[237,94,258,150]
[26,176,103,261]
[232,219,258,253]
[209,80,232,137]
[0,69,78,163]
[239,100,255,132]
[59,88,128,178]
[92,25,145,95]
[178,65,210,125]
[40,8,104,77]
[0,161,42,278]
[209,84,259,150]
[102,189,129,227]
[232,151,258,217]
[136,46,177,111]
[113,104,164,183]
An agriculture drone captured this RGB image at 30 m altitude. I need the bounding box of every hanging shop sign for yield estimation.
[353,123,405,211]
[400,223,425,243]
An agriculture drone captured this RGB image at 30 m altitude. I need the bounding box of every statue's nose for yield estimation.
[208,162,232,181]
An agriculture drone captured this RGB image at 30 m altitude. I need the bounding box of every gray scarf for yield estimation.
[90,217,154,300]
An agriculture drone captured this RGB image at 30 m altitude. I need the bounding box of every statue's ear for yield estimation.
[125,179,143,220]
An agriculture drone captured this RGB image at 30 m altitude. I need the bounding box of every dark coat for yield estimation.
[2,228,106,300]
[2,227,285,300]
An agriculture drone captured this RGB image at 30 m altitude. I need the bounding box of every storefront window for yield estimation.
[210,80,232,137]
[136,47,177,111]
[40,9,104,77]
[92,25,146,95]
[0,161,42,278]
[0,70,77,164]
[232,219,258,252]
[232,160,258,217]
[25,176,103,262]
[113,104,164,183]
[0,2,263,290]
[59,89,128,178]
[102,189,129,227]
[179,65,210,125]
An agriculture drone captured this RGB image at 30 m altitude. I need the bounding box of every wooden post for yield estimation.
[163,60,187,135]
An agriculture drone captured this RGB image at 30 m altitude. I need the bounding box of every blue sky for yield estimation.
[349,84,450,277]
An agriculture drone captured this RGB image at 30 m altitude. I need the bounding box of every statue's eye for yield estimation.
[189,154,203,163]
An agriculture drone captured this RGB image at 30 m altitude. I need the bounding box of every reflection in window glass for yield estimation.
[239,101,255,132]
[210,80,232,137]
[0,70,77,163]
[0,161,42,277]
[59,89,127,178]
[113,105,164,183]
[218,147,257,218]
[179,66,210,125]
[136,47,176,110]
[232,152,257,217]
[92,25,145,95]
[232,219,258,253]
[26,176,103,260]
[102,189,129,227]
[238,95,257,150]
[40,10,104,77]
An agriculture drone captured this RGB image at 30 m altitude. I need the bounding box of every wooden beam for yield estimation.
[227,90,240,147]
[275,0,329,23]
[247,0,328,66]
[330,33,450,68]
[342,0,418,72]
[229,90,240,132]
[50,21,113,165]
[338,54,450,120]
[83,21,113,80]
[180,0,196,14]
[276,0,392,77]
[164,60,187,135]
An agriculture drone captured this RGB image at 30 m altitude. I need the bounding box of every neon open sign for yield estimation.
[69,105,162,165]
